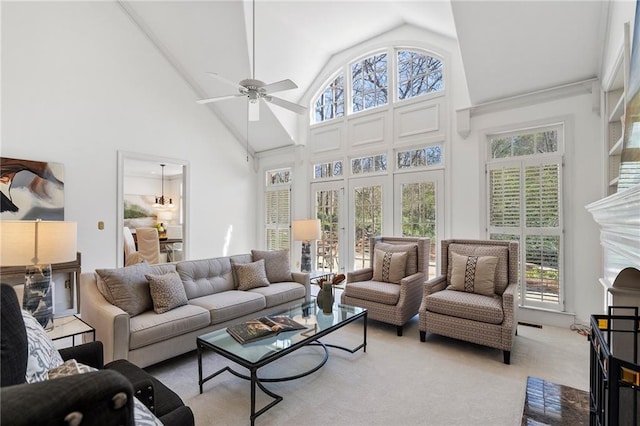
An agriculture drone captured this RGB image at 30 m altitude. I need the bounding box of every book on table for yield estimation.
[226,315,307,344]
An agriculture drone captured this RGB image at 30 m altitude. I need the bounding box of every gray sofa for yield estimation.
[80,252,310,367]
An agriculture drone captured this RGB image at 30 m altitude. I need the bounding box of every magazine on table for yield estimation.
[226,315,306,344]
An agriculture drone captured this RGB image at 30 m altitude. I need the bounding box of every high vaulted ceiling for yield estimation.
[120,0,607,154]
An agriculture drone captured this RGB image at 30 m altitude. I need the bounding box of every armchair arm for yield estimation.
[424,275,447,295]
[501,282,518,335]
[347,268,373,283]
[59,341,104,369]
[0,370,134,426]
[396,272,426,315]
[291,271,312,301]
[80,273,131,364]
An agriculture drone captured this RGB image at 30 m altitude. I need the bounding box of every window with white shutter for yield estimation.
[265,168,291,251]
[486,125,563,310]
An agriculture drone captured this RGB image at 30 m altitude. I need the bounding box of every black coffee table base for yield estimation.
[197,311,367,425]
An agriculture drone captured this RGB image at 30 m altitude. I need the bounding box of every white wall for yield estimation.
[1,2,257,271]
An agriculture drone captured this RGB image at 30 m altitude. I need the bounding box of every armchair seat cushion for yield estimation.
[343,280,401,306]
[424,290,504,325]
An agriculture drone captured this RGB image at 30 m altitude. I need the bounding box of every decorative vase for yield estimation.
[321,283,334,314]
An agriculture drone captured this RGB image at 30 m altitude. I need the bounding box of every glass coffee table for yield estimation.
[197,300,367,425]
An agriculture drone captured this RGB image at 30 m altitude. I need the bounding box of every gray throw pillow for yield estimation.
[251,249,292,283]
[145,272,189,314]
[96,263,176,316]
[233,259,270,290]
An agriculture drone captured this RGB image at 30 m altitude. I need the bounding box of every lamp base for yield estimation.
[300,241,312,273]
[23,264,54,330]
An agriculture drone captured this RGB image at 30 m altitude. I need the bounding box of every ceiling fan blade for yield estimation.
[264,95,307,115]
[261,79,298,94]
[205,72,245,92]
[196,94,244,105]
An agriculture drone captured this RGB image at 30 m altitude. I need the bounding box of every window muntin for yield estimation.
[313,160,343,180]
[314,74,345,123]
[490,127,559,159]
[397,50,443,100]
[397,145,443,169]
[351,154,387,175]
[351,53,388,113]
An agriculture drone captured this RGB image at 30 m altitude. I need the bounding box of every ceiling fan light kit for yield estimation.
[196,0,306,119]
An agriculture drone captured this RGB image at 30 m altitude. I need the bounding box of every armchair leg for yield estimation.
[396,326,403,336]
[420,331,426,342]
[503,350,511,365]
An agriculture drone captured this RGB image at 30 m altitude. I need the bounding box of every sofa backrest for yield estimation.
[177,254,252,299]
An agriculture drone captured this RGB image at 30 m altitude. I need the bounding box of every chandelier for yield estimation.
[153,164,174,209]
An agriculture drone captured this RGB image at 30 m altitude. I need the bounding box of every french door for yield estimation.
[394,171,444,279]
[312,181,345,274]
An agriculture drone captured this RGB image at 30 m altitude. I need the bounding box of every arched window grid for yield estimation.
[310,46,446,125]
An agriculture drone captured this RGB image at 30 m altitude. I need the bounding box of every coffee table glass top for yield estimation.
[197,300,365,364]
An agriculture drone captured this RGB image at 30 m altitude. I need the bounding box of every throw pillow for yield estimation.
[372,249,408,284]
[233,259,270,290]
[448,252,499,297]
[96,263,177,316]
[22,310,63,383]
[374,243,418,276]
[251,249,292,283]
[47,359,95,380]
[145,271,189,314]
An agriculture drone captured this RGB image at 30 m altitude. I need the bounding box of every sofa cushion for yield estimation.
[176,257,237,299]
[447,243,510,295]
[248,282,306,308]
[424,289,504,324]
[96,263,176,316]
[372,249,408,284]
[447,252,498,297]
[189,291,266,325]
[251,250,292,283]
[374,242,418,276]
[233,259,270,290]
[129,304,210,350]
[343,280,401,306]
[146,272,189,314]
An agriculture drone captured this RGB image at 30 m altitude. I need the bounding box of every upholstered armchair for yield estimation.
[419,239,519,364]
[341,236,430,336]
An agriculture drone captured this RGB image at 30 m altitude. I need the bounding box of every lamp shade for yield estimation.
[0,220,77,266]
[292,219,321,241]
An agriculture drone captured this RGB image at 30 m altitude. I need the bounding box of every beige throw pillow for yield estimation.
[448,252,499,296]
[145,272,189,314]
[233,259,271,290]
[372,249,408,284]
[374,243,418,276]
[251,249,291,283]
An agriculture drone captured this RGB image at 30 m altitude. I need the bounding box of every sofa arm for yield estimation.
[0,370,134,426]
[291,271,312,301]
[347,268,373,283]
[424,275,447,295]
[80,273,130,364]
[59,341,104,369]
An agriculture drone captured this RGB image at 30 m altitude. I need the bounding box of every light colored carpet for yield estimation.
[146,315,590,426]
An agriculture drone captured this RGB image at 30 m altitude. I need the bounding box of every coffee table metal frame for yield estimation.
[197,300,367,425]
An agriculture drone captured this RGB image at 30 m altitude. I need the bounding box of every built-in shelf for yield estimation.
[609,176,620,187]
[608,91,625,123]
[609,136,624,156]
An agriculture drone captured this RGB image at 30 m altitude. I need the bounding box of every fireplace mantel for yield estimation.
[586,184,640,299]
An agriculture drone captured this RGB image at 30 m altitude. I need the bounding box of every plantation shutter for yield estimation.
[489,166,521,228]
[265,188,290,250]
[525,163,560,228]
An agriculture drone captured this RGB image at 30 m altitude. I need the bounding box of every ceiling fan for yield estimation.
[196,0,307,121]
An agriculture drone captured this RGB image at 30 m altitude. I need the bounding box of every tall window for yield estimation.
[316,189,341,272]
[397,50,444,100]
[353,185,382,270]
[265,168,291,250]
[351,53,388,113]
[487,125,563,310]
[313,74,344,123]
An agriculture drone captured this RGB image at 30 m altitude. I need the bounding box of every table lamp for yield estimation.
[292,219,321,273]
[0,220,77,329]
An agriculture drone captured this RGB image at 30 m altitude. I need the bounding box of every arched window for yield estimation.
[351,53,388,112]
[397,50,444,100]
[313,74,344,123]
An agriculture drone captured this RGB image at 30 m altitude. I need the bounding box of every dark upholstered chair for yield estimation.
[419,239,519,364]
[0,284,194,426]
[342,236,430,336]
